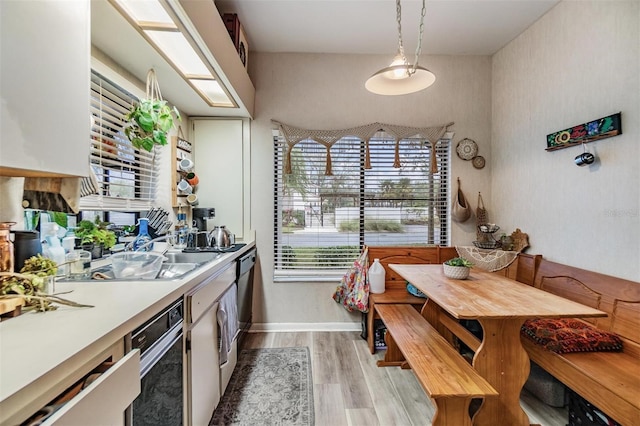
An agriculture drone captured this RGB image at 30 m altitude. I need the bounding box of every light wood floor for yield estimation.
[242,331,567,426]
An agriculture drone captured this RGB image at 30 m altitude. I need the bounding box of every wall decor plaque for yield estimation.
[546,112,622,151]
[456,138,478,160]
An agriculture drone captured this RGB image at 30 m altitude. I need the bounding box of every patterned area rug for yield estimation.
[210,347,314,426]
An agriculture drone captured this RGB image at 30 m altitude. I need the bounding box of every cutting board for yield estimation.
[0,296,24,320]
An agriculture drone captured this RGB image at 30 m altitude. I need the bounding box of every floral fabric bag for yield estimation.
[332,247,369,313]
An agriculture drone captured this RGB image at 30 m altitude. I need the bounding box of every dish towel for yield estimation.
[217,283,239,365]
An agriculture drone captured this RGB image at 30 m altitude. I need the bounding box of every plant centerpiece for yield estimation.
[124,69,180,152]
[75,219,116,259]
[443,257,474,279]
[0,254,93,312]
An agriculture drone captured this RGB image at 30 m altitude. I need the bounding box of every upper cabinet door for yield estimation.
[192,119,250,239]
[0,0,90,178]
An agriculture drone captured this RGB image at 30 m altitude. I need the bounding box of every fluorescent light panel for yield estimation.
[114,0,173,25]
[145,30,210,76]
[112,0,235,108]
[190,79,234,107]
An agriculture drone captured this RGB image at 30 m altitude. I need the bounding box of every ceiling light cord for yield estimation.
[396,0,426,76]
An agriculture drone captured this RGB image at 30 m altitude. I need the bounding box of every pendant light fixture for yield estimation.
[365,0,435,95]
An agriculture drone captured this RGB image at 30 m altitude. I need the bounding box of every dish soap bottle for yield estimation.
[132,218,153,252]
[369,258,386,294]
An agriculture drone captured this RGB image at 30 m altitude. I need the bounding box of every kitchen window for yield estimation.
[79,70,160,211]
[273,130,451,281]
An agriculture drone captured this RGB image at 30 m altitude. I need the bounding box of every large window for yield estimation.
[80,70,160,211]
[274,131,450,279]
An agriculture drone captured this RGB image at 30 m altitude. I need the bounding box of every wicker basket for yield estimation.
[443,263,471,279]
[473,240,502,249]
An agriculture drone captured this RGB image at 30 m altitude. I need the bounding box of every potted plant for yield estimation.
[443,257,473,279]
[75,219,117,259]
[123,69,180,152]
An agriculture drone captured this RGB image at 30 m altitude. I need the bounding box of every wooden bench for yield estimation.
[376,304,498,426]
[366,246,458,353]
[520,259,640,426]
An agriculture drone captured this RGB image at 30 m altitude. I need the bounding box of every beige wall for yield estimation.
[491,1,639,281]
[248,53,493,327]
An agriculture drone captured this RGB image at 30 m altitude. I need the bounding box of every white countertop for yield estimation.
[0,241,255,424]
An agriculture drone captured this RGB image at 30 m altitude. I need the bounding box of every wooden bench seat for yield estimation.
[376,304,497,426]
[366,246,458,353]
[521,259,640,426]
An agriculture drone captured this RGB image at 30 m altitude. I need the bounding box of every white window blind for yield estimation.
[274,131,450,278]
[80,70,160,211]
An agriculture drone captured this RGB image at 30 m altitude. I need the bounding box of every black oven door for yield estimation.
[130,324,183,426]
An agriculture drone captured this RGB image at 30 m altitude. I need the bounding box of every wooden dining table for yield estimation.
[388,264,607,426]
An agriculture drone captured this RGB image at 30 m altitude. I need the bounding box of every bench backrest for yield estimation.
[492,252,542,284]
[534,259,640,355]
[367,246,458,291]
[514,253,542,286]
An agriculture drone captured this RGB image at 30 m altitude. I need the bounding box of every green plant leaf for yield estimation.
[136,112,155,132]
[444,257,473,267]
[157,114,172,132]
[141,137,155,152]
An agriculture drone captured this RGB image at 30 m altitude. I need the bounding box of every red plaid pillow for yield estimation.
[521,318,623,354]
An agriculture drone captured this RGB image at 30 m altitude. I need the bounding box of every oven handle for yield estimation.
[139,321,183,378]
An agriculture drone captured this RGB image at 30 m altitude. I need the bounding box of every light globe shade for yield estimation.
[365,64,436,95]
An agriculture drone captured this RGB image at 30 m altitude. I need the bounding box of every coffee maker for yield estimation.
[192,207,215,231]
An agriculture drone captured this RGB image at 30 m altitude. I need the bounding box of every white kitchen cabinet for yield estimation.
[187,302,220,426]
[186,262,236,425]
[0,0,90,178]
[191,119,251,239]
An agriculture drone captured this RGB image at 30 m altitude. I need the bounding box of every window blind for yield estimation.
[79,71,160,211]
[273,131,450,278]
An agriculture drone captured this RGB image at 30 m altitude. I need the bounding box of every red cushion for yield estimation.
[521,318,623,354]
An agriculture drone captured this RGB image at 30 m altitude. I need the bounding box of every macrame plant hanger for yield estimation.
[146,69,163,103]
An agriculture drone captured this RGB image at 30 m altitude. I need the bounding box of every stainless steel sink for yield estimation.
[163,251,222,264]
[156,263,200,279]
[64,250,222,281]
[88,262,200,281]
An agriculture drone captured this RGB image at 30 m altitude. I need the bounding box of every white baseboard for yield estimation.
[250,322,362,332]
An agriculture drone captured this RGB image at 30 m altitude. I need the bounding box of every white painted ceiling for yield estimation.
[91,0,560,117]
[215,0,560,55]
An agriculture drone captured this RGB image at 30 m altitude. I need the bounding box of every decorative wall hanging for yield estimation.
[546,112,622,151]
[472,155,486,169]
[451,178,471,223]
[475,192,490,242]
[456,138,478,160]
[272,120,453,176]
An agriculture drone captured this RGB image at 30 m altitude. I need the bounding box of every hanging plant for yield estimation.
[124,69,181,152]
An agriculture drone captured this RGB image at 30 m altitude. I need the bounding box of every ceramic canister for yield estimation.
[12,230,42,272]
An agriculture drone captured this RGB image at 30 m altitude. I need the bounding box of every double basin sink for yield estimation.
[90,251,223,281]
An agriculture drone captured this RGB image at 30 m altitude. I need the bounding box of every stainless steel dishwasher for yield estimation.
[236,248,256,348]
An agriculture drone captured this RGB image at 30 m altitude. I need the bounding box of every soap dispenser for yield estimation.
[132,218,153,252]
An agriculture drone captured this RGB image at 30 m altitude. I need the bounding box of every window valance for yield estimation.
[272,120,454,176]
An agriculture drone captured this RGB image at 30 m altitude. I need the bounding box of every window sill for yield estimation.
[274,270,343,283]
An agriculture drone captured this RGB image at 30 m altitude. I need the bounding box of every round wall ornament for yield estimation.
[456,138,478,160]
[472,155,486,169]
